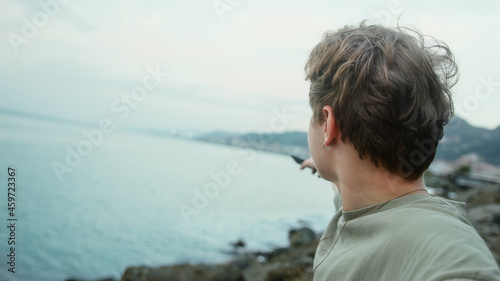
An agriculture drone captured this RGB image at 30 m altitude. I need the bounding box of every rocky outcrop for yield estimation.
[120,227,318,281]
[66,277,117,281]
[79,183,500,281]
[457,184,500,263]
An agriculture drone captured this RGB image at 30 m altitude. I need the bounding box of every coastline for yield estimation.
[68,182,500,281]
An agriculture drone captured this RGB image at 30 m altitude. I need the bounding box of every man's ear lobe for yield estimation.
[322,105,337,146]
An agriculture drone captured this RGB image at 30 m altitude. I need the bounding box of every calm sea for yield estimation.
[0,113,335,281]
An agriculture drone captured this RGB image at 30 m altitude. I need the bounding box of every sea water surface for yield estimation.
[0,112,335,281]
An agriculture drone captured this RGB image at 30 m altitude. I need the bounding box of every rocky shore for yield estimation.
[119,227,318,281]
[454,183,500,263]
[70,182,500,281]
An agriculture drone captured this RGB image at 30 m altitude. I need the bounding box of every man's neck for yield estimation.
[334,161,427,211]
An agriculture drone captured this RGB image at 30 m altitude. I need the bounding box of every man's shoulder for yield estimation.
[382,194,479,249]
[384,194,471,227]
[379,194,500,281]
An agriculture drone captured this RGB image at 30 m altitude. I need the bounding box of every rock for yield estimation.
[228,254,259,271]
[461,184,500,266]
[289,227,316,247]
[231,240,246,249]
[120,228,318,281]
[460,184,500,208]
[264,263,300,281]
[241,258,314,281]
[493,213,500,225]
[66,278,117,281]
[265,247,290,261]
[122,263,245,281]
[468,204,500,223]
[243,263,283,281]
[120,255,259,281]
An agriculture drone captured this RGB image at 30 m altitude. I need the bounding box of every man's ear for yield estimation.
[322,105,338,146]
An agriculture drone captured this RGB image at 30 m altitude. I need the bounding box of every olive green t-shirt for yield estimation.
[313,193,500,281]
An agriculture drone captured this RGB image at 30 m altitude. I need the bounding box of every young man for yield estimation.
[304,23,500,280]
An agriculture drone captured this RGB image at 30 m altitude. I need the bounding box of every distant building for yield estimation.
[429,153,500,177]
[428,160,455,175]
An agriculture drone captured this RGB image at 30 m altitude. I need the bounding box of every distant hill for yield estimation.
[197,117,500,165]
[238,131,308,147]
[437,118,500,165]
[196,130,310,159]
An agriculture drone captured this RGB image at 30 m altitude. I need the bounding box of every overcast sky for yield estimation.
[1,0,499,134]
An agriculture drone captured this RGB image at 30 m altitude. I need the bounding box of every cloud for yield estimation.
[1,0,499,132]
